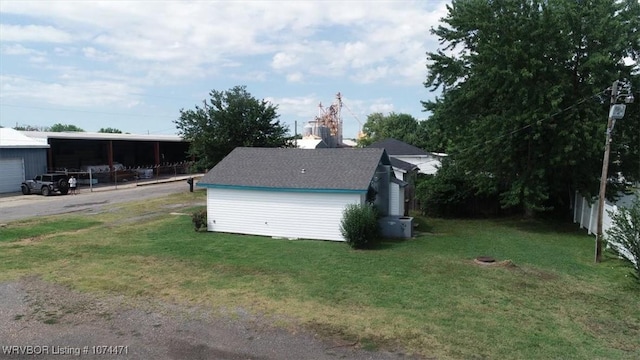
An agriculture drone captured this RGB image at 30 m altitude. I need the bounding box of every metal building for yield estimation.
[0,128,49,194]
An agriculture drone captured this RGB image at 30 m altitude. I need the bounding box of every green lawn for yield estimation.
[0,191,638,359]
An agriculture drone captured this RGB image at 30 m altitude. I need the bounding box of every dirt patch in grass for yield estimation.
[2,236,45,247]
[0,228,96,247]
[516,266,560,280]
[16,275,126,326]
[162,202,204,209]
[0,276,418,360]
[471,258,517,268]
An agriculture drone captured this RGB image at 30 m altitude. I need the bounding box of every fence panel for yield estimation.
[574,191,637,265]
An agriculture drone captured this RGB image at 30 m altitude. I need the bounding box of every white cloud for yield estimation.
[230,71,268,83]
[1,1,447,85]
[82,47,114,61]
[28,55,47,64]
[0,24,73,43]
[353,66,390,84]
[266,95,319,118]
[53,47,77,56]
[369,102,395,114]
[0,44,50,64]
[272,52,299,70]
[1,44,44,56]
[0,0,450,133]
[0,75,143,108]
[286,72,303,83]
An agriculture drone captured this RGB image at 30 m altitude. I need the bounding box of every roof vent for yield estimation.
[301,168,306,174]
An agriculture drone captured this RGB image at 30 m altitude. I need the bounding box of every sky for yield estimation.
[0,0,449,138]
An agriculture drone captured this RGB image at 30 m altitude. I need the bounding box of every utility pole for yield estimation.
[595,80,634,263]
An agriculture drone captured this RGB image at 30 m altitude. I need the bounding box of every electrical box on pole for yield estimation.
[609,104,626,119]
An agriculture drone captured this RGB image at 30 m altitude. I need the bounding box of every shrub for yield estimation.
[340,204,380,249]
[415,159,502,218]
[192,209,207,231]
[606,198,640,282]
[415,160,474,217]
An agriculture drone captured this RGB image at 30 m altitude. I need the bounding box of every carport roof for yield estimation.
[20,131,185,142]
[0,128,50,149]
[199,147,389,192]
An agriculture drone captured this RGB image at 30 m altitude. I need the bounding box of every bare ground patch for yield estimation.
[0,276,419,360]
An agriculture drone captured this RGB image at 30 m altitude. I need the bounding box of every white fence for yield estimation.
[574,190,638,265]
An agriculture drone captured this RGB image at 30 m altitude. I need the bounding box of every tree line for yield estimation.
[13,123,123,133]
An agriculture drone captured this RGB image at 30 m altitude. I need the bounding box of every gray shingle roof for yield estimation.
[198,147,388,191]
[367,138,428,156]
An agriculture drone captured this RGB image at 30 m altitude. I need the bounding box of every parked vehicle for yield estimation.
[21,174,70,196]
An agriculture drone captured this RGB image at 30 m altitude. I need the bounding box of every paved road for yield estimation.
[0,180,195,223]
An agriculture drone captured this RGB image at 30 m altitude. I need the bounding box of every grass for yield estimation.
[0,218,101,243]
[0,190,638,359]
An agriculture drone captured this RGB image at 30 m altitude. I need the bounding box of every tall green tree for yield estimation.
[98,127,123,133]
[358,112,421,147]
[13,124,48,131]
[424,0,640,214]
[49,123,85,132]
[175,85,290,170]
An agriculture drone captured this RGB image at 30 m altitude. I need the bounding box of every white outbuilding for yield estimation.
[198,147,405,241]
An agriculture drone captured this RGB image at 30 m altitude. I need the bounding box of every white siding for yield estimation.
[0,158,24,193]
[389,182,406,216]
[398,184,405,216]
[389,183,399,216]
[393,168,404,181]
[206,188,364,241]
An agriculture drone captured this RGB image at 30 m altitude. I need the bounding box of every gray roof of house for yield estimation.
[199,147,388,191]
[368,138,428,156]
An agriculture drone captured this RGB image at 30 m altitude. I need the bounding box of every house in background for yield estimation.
[197,147,410,241]
[368,138,446,175]
[0,128,49,194]
[367,138,441,214]
[293,138,329,149]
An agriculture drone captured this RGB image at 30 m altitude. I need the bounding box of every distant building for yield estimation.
[19,131,189,172]
[367,138,446,175]
[0,128,49,193]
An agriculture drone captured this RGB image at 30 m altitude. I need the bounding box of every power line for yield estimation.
[457,90,607,155]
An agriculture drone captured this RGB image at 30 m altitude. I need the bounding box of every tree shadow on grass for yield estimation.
[366,237,413,250]
[493,217,584,235]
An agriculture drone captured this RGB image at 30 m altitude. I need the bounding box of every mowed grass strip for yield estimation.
[0,194,638,359]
